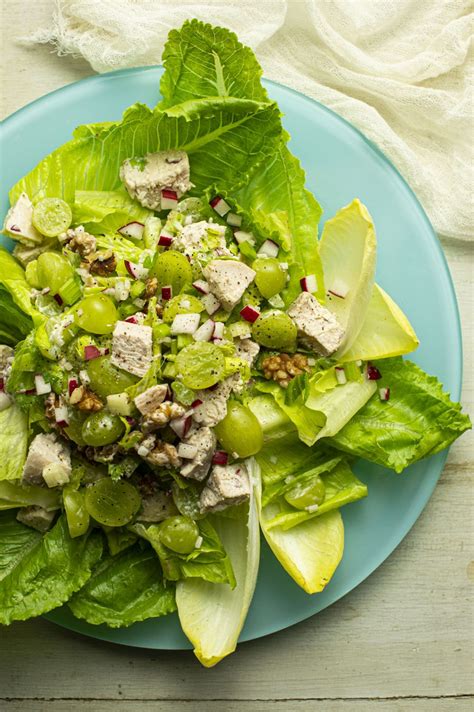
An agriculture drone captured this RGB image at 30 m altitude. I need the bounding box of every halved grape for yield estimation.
[81,412,125,447]
[25,260,41,288]
[151,250,193,293]
[214,401,263,457]
[63,489,90,537]
[252,310,297,350]
[84,478,141,527]
[64,409,88,446]
[252,257,287,299]
[159,515,200,554]
[37,251,75,295]
[162,294,204,324]
[284,476,326,510]
[32,198,72,237]
[75,294,118,334]
[175,342,225,389]
[86,355,138,398]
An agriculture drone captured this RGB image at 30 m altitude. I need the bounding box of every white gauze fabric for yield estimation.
[21,0,473,240]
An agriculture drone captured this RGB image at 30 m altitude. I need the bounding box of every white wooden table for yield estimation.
[1,3,473,710]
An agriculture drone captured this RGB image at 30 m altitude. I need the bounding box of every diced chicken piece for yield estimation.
[235,338,260,366]
[287,292,344,356]
[136,491,177,523]
[173,221,232,259]
[0,344,14,383]
[192,376,237,427]
[120,150,192,210]
[16,506,56,532]
[111,321,153,377]
[3,193,42,244]
[22,433,71,487]
[134,384,168,415]
[200,463,251,513]
[203,260,256,311]
[180,427,217,481]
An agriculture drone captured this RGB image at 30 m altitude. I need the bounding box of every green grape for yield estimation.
[84,478,141,527]
[81,412,125,447]
[214,401,263,457]
[37,251,75,295]
[75,294,118,334]
[162,294,204,324]
[252,310,297,350]
[159,515,200,554]
[64,409,88,446]
[86,355,138,398]
[172,483,206,520]
[151,250,193,293]
[175,342,225,389]
[32,198,72,237]
[63,488,90,537]
[253,257,287,299]
[25,260,41,288]
[284,476,326,510]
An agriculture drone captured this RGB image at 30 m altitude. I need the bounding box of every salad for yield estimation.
[0,20,470,666]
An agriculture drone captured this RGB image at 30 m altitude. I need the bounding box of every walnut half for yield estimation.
[69,385,103,412]
[261,353,311,388]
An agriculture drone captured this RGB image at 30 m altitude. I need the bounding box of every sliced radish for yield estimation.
[118,221,145,240]
[161,285,173,301]
[212,450,228,465]
[328,278,349,299]
[201,293,220,315]
[161,189,178,210]
[192,279,210,295]
[170,415,193,439]
[367,364,382,380]
[158,231,174,247]
[234,230,255,245]
[379,387,390,401]
[125,315,138,324]
[191,398,203,409]
[35,374,51,395]
[53,293,64,306]
[258,239,279,258]
[99,347,110,357]
[54,405,69,427]
[194,319,215,342]
[171,313,201,335]
[177,443,198,459]
[125,416,137,427]
[226,212,242,227]
[17,388,36,396]
[209,195,230,217]
[240,305,260,323]
[68,378,79,396]
[300,274,318,293]
[335,367,347,385]
[213,322,225,340]
[124,260,140,279]
[84,345,102,361]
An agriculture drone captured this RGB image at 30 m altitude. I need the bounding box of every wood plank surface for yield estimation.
[1,1,473,709]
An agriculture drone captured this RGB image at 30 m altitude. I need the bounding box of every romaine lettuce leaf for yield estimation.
[0,480,60,511]
[68,545,176,627]
[10,99,281,206]
[319,199,376,354]
[339,284,419,362]
[0,285,33,345]
[73,189,152,238]
[329,358,472,472]
[176,459,260,667]
[131,517,235,587]
[0,405,28,481]
[0,513,103,624]
[0,247,42,324]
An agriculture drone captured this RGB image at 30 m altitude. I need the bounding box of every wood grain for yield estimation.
[1,1,472,708]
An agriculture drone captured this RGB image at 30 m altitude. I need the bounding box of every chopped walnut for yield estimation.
[144,277,158,299]
[69,385,103,412]
[261,353,311,388]
[145,441,182,468]
[44,392,59,423]
[88,250,117,276]
[141,401,185,432]
[61,226,97,257]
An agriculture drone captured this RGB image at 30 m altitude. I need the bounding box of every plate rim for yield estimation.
[2,65,464,650]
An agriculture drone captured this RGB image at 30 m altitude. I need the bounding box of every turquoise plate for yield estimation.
[0,67,462,650]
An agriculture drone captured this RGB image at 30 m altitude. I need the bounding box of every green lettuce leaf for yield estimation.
[0,513,103,624]
[176,458,260,667]
[0,405,28,481]
[319,199,376,355]
[10,99,281,205]
[131,517,235,587]
[0,285,33,345]
[73,189,153,238]
[0,247,42,324]
[329,358,472,472]
[339,284,419,362]
[0,480,60,511]
[68,545,176,627]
